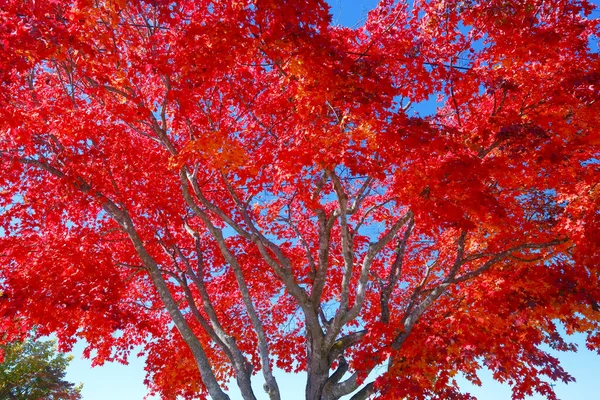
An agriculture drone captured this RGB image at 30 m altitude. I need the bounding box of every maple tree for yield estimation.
[0,335,82,400]
[0,0,599,399]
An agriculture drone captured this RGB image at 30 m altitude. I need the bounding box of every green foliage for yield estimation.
[0,337,82,400]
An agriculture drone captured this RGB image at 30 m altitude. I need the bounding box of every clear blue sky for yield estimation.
[64,1,600,399]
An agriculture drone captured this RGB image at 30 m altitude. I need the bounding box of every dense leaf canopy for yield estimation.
[0,337,82,400]
[0,0,599,399]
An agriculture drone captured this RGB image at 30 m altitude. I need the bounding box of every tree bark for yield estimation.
[305,331,330,400]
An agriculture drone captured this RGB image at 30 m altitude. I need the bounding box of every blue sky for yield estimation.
[62,1,600,399]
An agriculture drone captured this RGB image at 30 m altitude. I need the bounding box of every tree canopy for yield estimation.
[0,0,599,399]
[0,336,82,400]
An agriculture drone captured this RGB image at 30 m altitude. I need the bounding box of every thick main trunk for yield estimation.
[305,332,330,400]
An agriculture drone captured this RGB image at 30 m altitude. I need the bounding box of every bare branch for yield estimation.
[311,207,337,310]
[328,170,355,325]
[328,330,368,364]
[348,177,374,215]
[170,242,258,400]
[453,239,567,284]
[349,382,375,400]
[341,211,414,330]
[324,356,348,388]
[179,168,281,400]
[354,199,396,233]
[327,365,376,400]
[381,215,415,323]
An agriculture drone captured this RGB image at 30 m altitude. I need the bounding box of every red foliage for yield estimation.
[0,0,599,399]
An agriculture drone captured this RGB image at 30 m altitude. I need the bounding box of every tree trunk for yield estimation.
[305,331,330,400]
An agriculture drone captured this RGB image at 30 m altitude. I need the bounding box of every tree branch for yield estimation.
[179,168,281,400]
[381,215,415,323]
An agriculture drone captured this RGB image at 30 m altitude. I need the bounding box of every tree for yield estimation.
[0,0,599,398]
[0,336,82,400]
